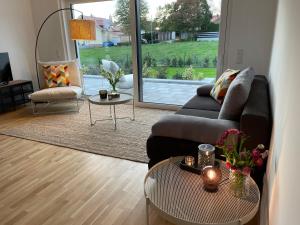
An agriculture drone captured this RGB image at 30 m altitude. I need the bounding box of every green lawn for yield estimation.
[165,67,217,78]
[79,41,218,79]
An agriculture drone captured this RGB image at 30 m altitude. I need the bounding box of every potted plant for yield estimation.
[100,60,124,93]
[216,129,268,198]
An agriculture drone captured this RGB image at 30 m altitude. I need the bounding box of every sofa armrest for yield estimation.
[152,114,239,144]
[197,84,214,96]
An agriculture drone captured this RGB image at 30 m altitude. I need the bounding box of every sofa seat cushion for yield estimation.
[176,108,219,119]
[152,114,239,144]
[30,86,82,102]
[182,95,222,112]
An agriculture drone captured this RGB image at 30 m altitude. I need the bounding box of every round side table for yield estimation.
[88,94,135,130]
[144,157,260,225]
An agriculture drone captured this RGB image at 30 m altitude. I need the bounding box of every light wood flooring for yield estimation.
[0,107,259,225]
[0,135,173,225]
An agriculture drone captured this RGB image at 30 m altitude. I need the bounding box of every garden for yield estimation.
[79,40,218,80]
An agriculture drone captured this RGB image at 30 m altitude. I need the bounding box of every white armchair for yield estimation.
[30,60,83,113]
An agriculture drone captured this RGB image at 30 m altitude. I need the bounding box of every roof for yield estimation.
[83,15,112,30]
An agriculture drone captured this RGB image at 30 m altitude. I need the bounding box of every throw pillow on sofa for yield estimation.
[43,65,70,88]
[210,69,240,103]
[218,67,255,121]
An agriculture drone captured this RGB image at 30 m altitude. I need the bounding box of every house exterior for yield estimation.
[78,16,130,48]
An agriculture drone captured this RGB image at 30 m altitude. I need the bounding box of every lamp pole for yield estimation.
[35,8,84,89]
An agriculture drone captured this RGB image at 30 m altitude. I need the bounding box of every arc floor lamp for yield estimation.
[35,8,96,89]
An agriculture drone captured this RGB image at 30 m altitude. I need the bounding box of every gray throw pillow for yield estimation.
[218,67,255,121]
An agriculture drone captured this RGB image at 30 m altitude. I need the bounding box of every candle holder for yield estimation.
[198,144,215,168]
[180,156,202,175]
[202,166,222,192]
[99,90,108,99]
[184,156,195,167]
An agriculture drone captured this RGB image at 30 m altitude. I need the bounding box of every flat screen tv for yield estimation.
[0,52,13,85]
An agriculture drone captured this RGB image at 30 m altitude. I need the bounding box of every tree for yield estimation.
[156,0,212,38]
[115,0,149,36]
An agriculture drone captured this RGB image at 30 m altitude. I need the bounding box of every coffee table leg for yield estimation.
[132,99,135,121]
[146,198,150,225]
[88,101,93,126]
[113,105,117,130]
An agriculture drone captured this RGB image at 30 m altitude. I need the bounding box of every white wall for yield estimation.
[30,0,68,61]
[223,0,277,75]
[30,0,107,62]
[0,0,36,86]
[267,0,300,224]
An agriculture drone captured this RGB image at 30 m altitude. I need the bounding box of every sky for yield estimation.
[74,0,221,20]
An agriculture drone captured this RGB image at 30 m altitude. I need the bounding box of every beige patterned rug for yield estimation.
[0,101,172,163]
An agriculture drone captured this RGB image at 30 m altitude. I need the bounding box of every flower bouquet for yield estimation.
[217,129,268,198]
[100,60,124,93]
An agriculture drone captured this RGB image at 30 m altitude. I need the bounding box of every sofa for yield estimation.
[147,75,272,172]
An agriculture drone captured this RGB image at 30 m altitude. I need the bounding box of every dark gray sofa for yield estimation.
[147,75,272,170]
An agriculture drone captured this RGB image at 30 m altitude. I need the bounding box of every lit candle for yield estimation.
[207,169,216,180]
[185,156,195,167]
[202,166,222,192]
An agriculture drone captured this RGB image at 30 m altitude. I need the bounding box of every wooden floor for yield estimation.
[0,135,174,225]
[0,106,259,225]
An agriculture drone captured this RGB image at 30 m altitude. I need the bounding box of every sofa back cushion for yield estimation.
[240,75,272,149]
[218,67,255,121]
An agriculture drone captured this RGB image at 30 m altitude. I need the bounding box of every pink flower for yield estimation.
[255,158,264,167]
[227,129,240,135]
[226,162,231,169]
[242,167,252,176]
[231,166,237,172]
[252,149,260,160]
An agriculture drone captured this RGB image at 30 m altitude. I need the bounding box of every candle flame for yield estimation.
[207,169,216,180]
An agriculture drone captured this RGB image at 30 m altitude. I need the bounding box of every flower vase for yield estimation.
[229,170,250,198]
[110,83,117,93]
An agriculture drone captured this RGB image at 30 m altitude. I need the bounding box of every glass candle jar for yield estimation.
[198,144,215,168]
[99,90,108,99]
[202,166,222,192]
[185,156,195,167]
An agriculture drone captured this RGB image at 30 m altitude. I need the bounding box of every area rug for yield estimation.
[0,101,172,163]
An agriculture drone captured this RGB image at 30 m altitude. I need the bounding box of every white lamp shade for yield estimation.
[69,19,96,40]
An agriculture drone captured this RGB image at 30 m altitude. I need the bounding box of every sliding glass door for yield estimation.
[70,0,223,106]
[137,0,222,105]
[73,1,133,96]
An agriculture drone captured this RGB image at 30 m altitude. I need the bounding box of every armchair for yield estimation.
[30,60,83,114]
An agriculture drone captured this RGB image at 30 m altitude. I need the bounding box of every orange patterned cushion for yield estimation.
[210,69,240,103]
[43,65,71,88]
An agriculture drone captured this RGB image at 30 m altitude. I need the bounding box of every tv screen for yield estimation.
[0,52,13,85]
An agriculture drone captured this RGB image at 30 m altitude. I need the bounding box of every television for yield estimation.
[0,52,13,85]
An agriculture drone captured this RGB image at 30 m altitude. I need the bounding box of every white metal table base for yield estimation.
[88,100,135,130]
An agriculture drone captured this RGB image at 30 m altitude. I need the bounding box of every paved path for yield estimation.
[83,76,214,106]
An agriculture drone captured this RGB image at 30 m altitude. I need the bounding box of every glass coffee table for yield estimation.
[88,94,135,130]
[144,157,260,225]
